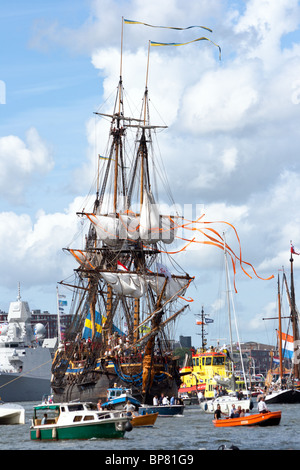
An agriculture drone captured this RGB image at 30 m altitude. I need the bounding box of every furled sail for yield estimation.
[100,272,147,298]
[139,190,175,244]
[99,271,189,300]
[88,214,121,247]
[148,275,189,301]
[85,191,176,246]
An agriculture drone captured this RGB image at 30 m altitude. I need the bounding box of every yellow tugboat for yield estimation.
[179,348,230,399]
[179,308,246,400]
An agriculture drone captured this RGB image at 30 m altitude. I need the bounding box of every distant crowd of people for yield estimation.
[153,393,182,406]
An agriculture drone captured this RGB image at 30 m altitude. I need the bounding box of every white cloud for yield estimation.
[0,197,85,288]
[0,128,54,204]
[180,63,259,134]
[221,147,238,174]
[234,0,300,67]
[248,300,277,333]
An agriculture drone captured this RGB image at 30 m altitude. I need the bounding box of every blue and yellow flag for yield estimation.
[139,324,151,336]
[123,19,221,59]
[150,37,221,59]
[82,311,125,339]
[82,311,104,339]
[124,18,212,33]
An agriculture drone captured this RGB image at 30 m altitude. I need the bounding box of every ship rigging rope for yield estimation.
[112,361,167,386]
[0,359,52,390]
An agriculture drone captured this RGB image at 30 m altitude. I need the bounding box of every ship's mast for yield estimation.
[271,269,299,384]
[277,274,284,381]
[113,18,124,212]
[87,17,127,341]
[140,41,150,209]
[290,246,300,379]
[195,307,208,352]
[223,234,248,391]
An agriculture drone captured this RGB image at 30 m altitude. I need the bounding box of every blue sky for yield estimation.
[1,0,300,348]
[1,1,100,213]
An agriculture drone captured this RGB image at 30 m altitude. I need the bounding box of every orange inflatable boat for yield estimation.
[213,411,281,427]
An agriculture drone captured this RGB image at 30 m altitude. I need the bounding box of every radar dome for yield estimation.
[34,323,46,339]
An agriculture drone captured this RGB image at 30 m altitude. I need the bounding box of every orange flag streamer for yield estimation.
[83,211,274,292]
[157,216,274,292]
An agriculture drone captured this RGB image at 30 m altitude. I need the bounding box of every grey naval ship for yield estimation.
[0,288,55,401]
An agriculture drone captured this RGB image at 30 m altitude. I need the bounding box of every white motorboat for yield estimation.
[200,394,253,414]
[30,401,132,440]
[0,402,25,424]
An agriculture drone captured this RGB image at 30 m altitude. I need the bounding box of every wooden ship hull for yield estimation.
[51,348,181,404]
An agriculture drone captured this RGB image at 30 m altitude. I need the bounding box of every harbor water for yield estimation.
[2,401,299,451]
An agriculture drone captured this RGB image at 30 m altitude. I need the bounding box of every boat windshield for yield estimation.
[212,356,225,366]
[85,403,98,410]
[68,404,85,412]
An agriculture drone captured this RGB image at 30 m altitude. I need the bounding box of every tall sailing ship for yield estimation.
[50,28,194,405]
[50,19,274,405]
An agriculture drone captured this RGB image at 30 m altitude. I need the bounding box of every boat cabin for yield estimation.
[102,387,141,409]
[32,402,102,426]
[193,351,226,369]
[107,387,131,399]
[180,350,236,399]
[30,401,132,440]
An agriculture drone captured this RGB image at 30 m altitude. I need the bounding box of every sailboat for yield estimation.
[50,23,194,405]
[180,240,253,413]
[264,245,300,404]
[203,240,252,413]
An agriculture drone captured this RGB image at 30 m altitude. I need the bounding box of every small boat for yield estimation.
[101,387,141,409]
[265,388,300,404]
[101,387,158,427]
[141,404,184,417]
[131,411,158,427]
[179,393,199,406]
[212,410,281,427]
[102,386,184,417]
[30,402,132,440]
[0,403,25,424]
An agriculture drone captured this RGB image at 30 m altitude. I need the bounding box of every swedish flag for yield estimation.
[82,311,104,339]
[82,311,125,339]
